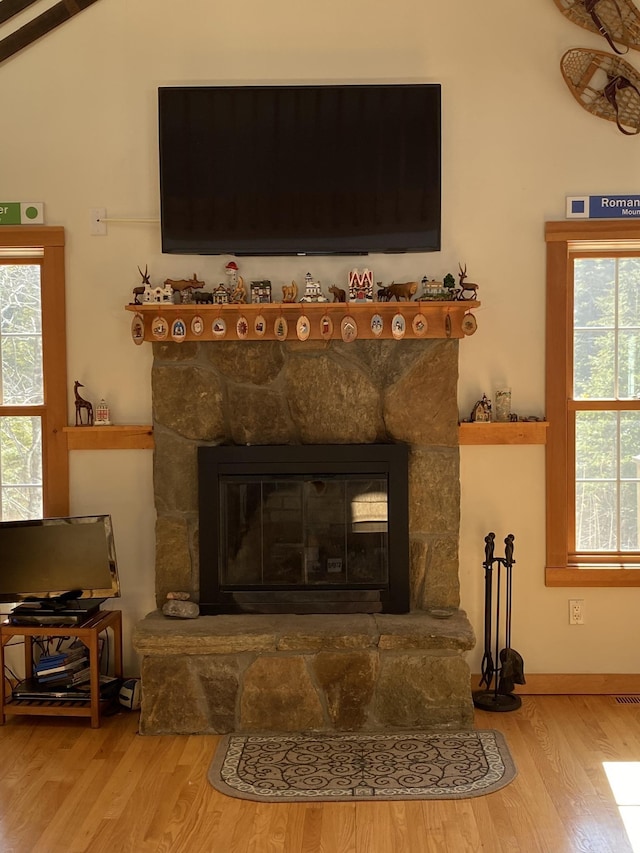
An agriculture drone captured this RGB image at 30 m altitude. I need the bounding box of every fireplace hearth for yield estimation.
[198,443,409,614]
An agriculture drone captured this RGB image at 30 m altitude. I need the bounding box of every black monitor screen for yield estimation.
[159,83,441,256]
[0,515,120,602]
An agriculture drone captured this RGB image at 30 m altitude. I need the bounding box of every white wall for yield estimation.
[1,0,638,675]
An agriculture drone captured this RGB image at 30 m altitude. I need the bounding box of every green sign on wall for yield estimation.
[0,203,44,225]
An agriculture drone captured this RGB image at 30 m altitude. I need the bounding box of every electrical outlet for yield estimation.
[90,208,107,236]
[569,599,585,625]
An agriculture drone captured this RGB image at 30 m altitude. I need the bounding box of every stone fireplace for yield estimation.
[133,337,475,734]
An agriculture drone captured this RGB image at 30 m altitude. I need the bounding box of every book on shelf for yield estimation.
[36,667,91,688]
[35,642,88,669]
[35,654,89,678]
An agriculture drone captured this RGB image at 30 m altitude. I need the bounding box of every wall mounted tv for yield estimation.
[158,83,441,256]
[0,515,120,604]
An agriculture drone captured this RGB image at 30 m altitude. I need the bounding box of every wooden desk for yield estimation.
[0,609,123,728]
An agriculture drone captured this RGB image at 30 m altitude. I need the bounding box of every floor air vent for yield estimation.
[614,696,640,704]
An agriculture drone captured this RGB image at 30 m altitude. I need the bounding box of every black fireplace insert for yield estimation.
[198,444,410,614]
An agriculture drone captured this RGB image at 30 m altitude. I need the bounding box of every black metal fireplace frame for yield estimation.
[198,443,410,615]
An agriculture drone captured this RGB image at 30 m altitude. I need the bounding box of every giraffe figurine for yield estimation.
[74,381,94,426]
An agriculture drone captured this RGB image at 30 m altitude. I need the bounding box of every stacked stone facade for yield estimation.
[134,337,475,733]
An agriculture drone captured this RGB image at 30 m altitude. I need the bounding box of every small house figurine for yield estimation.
[251,280,272,303]
[212,283,230,305]
[420,276,448,301]
[348,268,374,302]
[95,399,111,426]
[470,394,492,423]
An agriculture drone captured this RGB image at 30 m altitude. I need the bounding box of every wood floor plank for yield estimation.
[0,697,637,852]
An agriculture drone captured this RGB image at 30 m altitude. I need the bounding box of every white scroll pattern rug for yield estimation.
[208,730,516,802]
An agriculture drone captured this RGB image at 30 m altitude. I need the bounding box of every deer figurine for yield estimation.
[133,265,150,304]
[457,264,479,301]
[74,381,94,426]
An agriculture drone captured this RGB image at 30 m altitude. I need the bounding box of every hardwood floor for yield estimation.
[0,696,638,852]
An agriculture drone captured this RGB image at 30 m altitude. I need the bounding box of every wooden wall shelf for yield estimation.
[63,425,154,451]
[125,301,480,342]
[64,422,548,450]
[458,422,548,445]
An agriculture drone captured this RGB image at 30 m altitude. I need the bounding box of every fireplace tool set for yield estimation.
[473,532,526,712]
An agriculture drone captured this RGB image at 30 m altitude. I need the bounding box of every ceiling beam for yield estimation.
[0,0,102,64]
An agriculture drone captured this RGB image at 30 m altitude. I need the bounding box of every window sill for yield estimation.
[546,567,640,587]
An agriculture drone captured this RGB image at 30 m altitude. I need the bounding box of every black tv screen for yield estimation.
[0,515,121,603]
[158,83,441,256]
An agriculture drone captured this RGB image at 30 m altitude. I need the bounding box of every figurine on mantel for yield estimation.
[94,399,111,426]
[73,381,94,426]
[457,264,480,301]
[300,272,328,302]
[251,280,272,303]
[162,591,199,619]
[349,268,374,301]
[164,273,205,304]
[132,265,150,304]
[469,394,492,423]
[376,281,418,302]
[225,261,247,303]
[282,281,298,302]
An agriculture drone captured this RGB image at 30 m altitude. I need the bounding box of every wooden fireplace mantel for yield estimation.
[125,300,480,342]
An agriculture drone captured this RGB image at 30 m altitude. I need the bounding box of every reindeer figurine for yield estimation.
[457,264,479,301]
[74,381,94,426]
[132,265,150,304]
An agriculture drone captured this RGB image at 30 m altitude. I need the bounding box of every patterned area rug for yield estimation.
[208,730,516,802]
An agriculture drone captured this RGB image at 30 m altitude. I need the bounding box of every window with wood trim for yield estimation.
[0,227,68,519]
[546,221,640,587]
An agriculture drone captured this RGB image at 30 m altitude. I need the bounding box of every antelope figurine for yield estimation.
[457,264,479,301]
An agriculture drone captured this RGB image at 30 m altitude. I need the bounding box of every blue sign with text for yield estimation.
[566,195,640,219]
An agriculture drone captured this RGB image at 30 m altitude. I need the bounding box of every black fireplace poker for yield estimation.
[473,532,526,712]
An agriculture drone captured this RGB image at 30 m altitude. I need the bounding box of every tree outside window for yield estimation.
[0,228,68,521]
[546,222,640,586]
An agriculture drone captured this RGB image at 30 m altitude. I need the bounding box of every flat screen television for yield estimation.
[158,83,441,256]
[0,515,120,604]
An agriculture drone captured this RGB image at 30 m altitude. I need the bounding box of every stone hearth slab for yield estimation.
[134,610,475,654]
[134,610,476,735]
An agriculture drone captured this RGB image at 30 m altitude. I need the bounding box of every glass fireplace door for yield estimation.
[221,476,389,589]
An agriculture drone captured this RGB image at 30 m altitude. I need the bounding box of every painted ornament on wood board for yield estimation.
[170,318,187,342]
[412,313,428,336]
[274,316,288,340]
[254,314,267,337]
[340,315,358,343]
[370,313,384,337]
[320,314,333,340]
[391,314,406,339]
[296,315,311,341]
[191,315,205,336]
[212,317,227,338]
[131,313,145,345]
[151,316,169,340]
[462,313,478,336]
[236,316,249,339]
